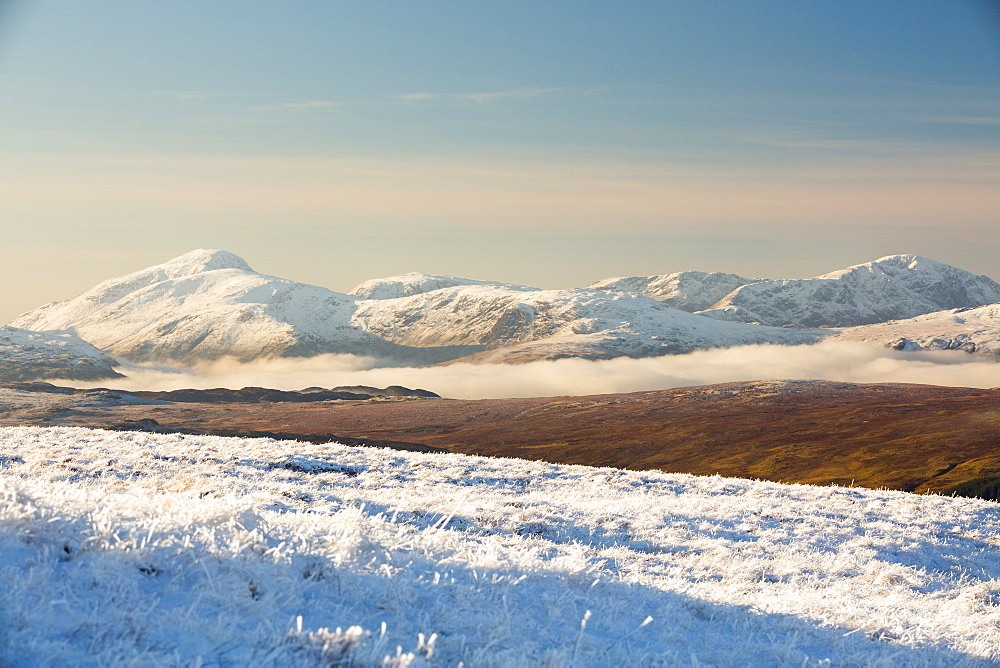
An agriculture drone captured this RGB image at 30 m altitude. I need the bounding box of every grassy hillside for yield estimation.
[57,380,1000,496]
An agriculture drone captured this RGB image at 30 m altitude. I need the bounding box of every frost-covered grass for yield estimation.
[2,427,1000,666]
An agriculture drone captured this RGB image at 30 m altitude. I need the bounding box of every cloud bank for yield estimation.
[69,341,1000,399]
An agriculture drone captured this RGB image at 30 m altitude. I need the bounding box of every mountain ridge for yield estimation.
[588,270,758,311]
[8,249,829,366]
[7,249,1000,370]
[350,271,538,300]
[695,254,1000,327]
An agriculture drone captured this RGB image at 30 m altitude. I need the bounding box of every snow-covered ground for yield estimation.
[2,428,999,665]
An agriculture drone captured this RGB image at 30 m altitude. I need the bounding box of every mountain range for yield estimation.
[590,255,1000,326]
[6,249,1000,376]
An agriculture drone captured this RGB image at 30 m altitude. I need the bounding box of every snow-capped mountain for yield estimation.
[0,326,122,381]
[695,254,1000,327]
[10,249,832,366]
[588,271,757,312]
[11,249,1000,368]
[834,303,1000,356]
[350,271,537,299]
[9,250,475,366]
[353,285,826,362]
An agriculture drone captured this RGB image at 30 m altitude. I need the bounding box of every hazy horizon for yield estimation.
[1,1,997,324]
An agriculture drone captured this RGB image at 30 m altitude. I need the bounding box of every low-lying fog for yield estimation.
[67,341,1000,399]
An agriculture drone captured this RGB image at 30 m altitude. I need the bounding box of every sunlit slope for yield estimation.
[74,379,1000,495]
[9,250,476,365]
[1,426,999,665]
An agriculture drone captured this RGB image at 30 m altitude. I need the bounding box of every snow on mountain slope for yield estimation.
[18,249,998,368]
[10,250,834,367]
[588,271,757,312]
[2,426,999,665]
[18,249,254,327]
[10,250,477,366]
[353,285,829,361]
[834,303,1000,356]
[697,254,1000,328]
[350,271,537,299]
[0,326,122,381]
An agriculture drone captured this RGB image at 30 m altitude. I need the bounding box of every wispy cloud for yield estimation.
[3,148,997,235]
[141,91,343,111]
[395,87,559,105]
[277,100,344,110]
[915,115,1000,126]
[242,99,345,114]
[144,90,241,101]
[742,134,953,153]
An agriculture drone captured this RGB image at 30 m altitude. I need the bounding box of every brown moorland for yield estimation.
[20,379,1000,496]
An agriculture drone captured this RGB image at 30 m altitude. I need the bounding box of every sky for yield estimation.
[0,0,998,324]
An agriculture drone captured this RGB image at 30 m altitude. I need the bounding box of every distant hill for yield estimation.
[694,254,1000,327]
[0,326,122,381]
[350,271,537,299]
[588,270,757,311]
[9,249,477,366]
[834,303,1000,355]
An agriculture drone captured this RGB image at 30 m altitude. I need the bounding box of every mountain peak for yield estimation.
[699,254,1000,327]
[817,254,948,280]
[870,254,933,271]
[351,272,537,300]
[859,253,935,270]
[160,249,254,278]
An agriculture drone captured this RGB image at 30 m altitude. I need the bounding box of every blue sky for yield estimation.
[0,0,997,322]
